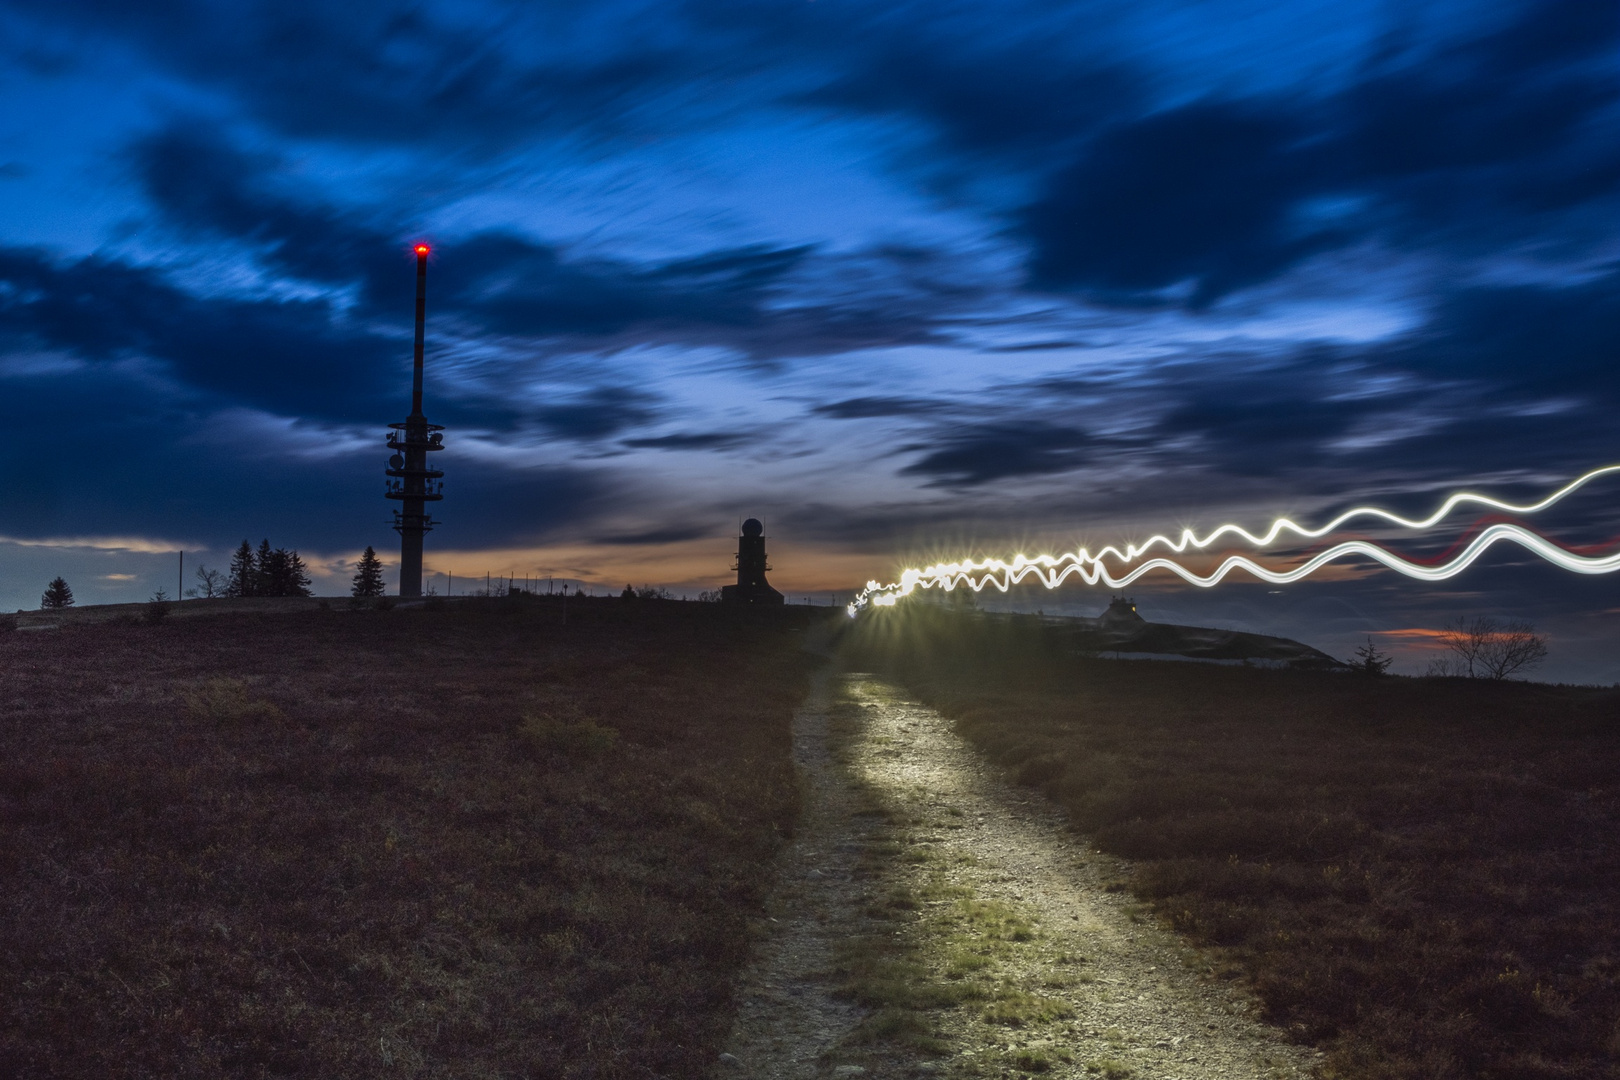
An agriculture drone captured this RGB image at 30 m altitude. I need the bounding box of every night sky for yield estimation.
[2,0,1618,679]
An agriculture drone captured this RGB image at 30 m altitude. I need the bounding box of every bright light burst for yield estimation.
[848,465,1620,615]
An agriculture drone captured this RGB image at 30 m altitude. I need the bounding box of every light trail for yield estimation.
[849,466,1620,613]
[1081,463,1620,567]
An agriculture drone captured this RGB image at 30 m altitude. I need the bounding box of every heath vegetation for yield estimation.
[845,605,1620,1080]
[0,597,820,1079]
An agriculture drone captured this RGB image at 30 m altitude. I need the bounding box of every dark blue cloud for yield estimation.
[621,432,751,451]
[783,9,1137,161]
[134,127,813,338]
[0,362,606,551]
[590,525,716,546]
[131,126,951,362]
[1148,372,1373,477]
[1392,267,1620,397]
[0,246,399,419]
[9,1,690,152]
[813,396,949,420]
[443,234,809,339]
[133,127,399,296]
[1021,0,1620,304]
[1342,0,1619,184]
[899,423,1103,486]
[14,0,1133,163]
[531,387,659,441]
[1022,104,1330,303]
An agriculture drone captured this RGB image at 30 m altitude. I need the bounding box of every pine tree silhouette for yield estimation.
[255,540,276,593]
[352,546,386,597]
[252,541,314,597]
[227,541,257,597]
[283,551,313,597]
[1351,637,1393,676]
[40,577,74,609]
[226,539,312,597]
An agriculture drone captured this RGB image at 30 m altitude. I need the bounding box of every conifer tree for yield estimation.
[255,539,275,592]
[1350,637,1393,676]
[282,550,313,597]
[352,546,386,597]
[40,577,74,609]
[227,541,256,597]
[258,544,285,595]
[251,543,315,597]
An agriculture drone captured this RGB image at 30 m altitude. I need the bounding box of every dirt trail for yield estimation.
[718,668,871,1073]
[721,672,1322,1079]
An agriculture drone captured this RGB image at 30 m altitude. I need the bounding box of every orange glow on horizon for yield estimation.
[400,535,890,596]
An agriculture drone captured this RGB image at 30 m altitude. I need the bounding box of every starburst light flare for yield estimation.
[847,466,1620,615]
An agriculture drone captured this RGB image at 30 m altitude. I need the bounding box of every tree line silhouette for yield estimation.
[224,540,313,598]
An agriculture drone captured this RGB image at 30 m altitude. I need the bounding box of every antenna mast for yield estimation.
[385,244,446,597]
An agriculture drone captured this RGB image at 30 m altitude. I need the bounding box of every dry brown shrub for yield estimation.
[181,677,285,724]
[518,712,620,757]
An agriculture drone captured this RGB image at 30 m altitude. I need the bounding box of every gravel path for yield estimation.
[720,671,1321,1079]
[719,668,870,1075]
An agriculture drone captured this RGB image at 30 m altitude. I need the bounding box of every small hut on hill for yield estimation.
[1100,595,1144,627]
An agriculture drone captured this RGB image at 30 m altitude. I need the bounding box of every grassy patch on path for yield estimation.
[824,687,1075,1074]
[0,597,821,1078]
[846,606,1620,1080]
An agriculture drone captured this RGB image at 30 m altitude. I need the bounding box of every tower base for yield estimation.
[721,582,784,605]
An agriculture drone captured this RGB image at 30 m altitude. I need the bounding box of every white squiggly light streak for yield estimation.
[849,465,1620,614]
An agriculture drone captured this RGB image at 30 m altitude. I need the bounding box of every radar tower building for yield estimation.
[385,245,445,597]
[722,518,784,605]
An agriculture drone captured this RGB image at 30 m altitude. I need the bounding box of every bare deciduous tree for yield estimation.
[1432,616,1549,680]
[190,565,227,599]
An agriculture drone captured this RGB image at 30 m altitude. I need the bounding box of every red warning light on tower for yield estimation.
[414,244,430,255]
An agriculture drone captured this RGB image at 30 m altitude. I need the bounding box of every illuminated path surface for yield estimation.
[721,672,1317,1078]
[851,466,1620,612]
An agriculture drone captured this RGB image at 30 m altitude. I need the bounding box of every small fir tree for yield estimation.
[1350,637,1393,676]
[40,577,74,609]
[227,541,257,597]
[352,546,386,597]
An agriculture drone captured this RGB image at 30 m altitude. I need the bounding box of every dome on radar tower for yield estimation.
[742,518,764,537]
